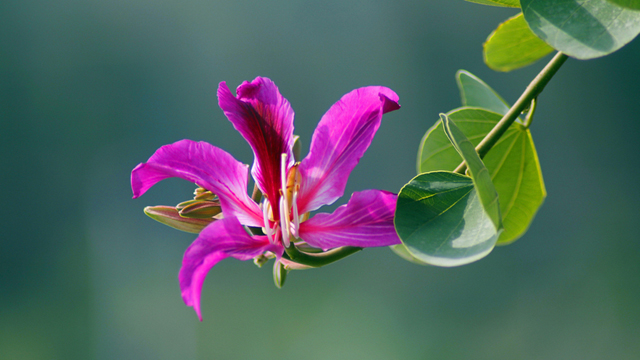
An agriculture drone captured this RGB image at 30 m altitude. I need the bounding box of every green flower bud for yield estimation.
[193,187,216,201]
[253,254,270,268]
[178,200,222,219]
[144,206,213,233]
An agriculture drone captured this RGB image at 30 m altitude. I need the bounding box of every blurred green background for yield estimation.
[2,0,639,359]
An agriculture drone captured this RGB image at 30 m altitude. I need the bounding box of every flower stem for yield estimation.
[454,51,568,174]
[283,243,362,267]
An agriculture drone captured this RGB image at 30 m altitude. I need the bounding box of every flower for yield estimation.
[131,77,401,320]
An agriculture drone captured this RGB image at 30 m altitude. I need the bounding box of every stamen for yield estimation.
[292,187,300,237]
[280,153,288,198]
[279,153,292,247]
[279,197,290,247]
[262,199,274,243]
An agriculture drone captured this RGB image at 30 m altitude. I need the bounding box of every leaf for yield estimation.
[484,13,554,72]
[390,244,430,265]
[521,0,640,59]
[417,108,546,244]
[465,0,520,8]
[456,70,511,116]
[607,0,640,10]
[395,171,500,267]
[441,114,502,230]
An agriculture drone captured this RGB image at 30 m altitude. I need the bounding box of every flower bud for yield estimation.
[273,260,288,289]
[144,206,213,233]
[178,200,222,219]
[193,187,216,201]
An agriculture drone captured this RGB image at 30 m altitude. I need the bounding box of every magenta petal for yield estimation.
[131,139,263,227]
[218,77,294,217]
[296,87,400,214]
[298,190,401,250]
[179,217,281,320]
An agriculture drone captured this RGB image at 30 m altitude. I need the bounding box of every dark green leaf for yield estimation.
[607,0,640,10]
[418,108,546,244]
[465,0,520,8]
[395,171,500,267]
[484,13,554,71]
[521,0,640,59]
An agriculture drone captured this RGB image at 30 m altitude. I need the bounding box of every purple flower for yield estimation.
[131,77,401,320]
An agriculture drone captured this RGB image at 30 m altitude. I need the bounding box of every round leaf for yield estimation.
[484,13,554,72]
[418,108,546,244]
[521,0,640,59]
[395,171,500,267]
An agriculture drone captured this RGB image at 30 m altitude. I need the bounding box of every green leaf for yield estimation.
[456,70,511,116]
[441,114,502,230]
[484,13,554,72]
[521,0,640,59]
[607,0,640,10]
[395,171,500,267]
[390,244,430,265]
[465,0,520,8]
[418,108,546,244]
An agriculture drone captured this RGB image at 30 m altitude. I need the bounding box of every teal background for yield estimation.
[2,0,639,359]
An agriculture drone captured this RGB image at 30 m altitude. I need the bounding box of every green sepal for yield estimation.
[273,261,288,289]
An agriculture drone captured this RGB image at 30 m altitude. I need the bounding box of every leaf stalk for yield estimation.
[454,51,568,174]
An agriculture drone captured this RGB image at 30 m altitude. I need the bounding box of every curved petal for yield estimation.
[131,139,263,227]
[298,190,401,250]
[297,87,400,214]
[218,77,295,218]
[179,217,282,320]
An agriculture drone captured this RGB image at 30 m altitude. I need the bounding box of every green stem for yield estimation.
[283,243,362,267]
[454,51,568,174]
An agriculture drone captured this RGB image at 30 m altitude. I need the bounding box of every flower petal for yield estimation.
[297,87,400,214]
[218,77,295,218]
[179,217,282,320]
[131,139,263,227]
[298,190,401,250]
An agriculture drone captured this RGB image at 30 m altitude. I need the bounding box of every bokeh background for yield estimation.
[2,0,639,359]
